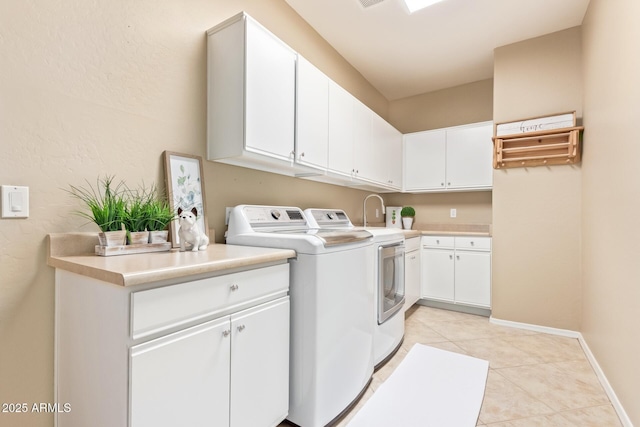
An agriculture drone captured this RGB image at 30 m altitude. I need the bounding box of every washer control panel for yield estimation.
[243,206,307,227]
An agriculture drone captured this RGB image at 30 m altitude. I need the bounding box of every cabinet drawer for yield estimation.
[405,236,420,252]
[421,236,455,248]
[131,263,289,339]
[455,237,491,251]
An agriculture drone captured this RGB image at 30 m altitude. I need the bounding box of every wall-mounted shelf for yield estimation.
[492,126,583,169]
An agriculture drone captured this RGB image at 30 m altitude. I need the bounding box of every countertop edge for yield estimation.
[47,239,296,287]
[419,231,492,237]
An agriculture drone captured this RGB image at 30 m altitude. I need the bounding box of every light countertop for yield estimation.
[47,233,295,287]
[361,224,491,238]
[417,223,492,237]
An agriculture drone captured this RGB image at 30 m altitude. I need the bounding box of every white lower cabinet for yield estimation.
[130,317,231,427]
[54,263,290,427]
[454,251,491,307]
[403,237,421,311]
[230,298,290,427]
[422,248,455,301]
[421,236,491,308]
[130,297,289,427]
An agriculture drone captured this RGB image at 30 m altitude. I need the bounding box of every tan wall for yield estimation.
[492,27,583,330]
[0,1,382,425]
[388,79,494,134]
[383,192,492,227]
[385,80,494,226]
[581,0,640,423]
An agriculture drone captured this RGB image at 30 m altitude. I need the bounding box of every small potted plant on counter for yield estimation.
[123,186,152,245]
[145,192,175,243]
[401,206,416,230]
[67,175,127,247]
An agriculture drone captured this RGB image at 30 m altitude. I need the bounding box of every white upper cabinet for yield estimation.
[370,112,402,190]
[352,98,375,182]
[404,122,493,192]
[244,19,296,159]
[207,13,302,175]
[296,55,329,171]
[325,95,402,191]
[327,80,355,178]
[404,129,447,190]
[207,12,491,193]
[445,123,493,189]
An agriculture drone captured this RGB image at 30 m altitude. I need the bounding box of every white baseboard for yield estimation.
[578,335,634,427]
[489,316,633,427]
[489,316,581,338]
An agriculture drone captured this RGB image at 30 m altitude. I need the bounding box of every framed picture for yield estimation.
[163,151,209,248]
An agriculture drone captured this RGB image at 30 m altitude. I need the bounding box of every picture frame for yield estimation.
[163,151,209,248]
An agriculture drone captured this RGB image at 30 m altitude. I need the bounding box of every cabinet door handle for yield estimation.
[441,182,445,186]
[230,284,239,291]
[237,324,246,332]
[470,241,475,246]
[456,255,460,260]
[300,152,305,158]
[447,182,451,186]
[222,329,231,337]
[449,255,453,260]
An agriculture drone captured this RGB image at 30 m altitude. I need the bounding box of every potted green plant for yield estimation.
[67,175,127,247]
[400,206,416,230]
[123,187,153,245]
[145,194,175,243]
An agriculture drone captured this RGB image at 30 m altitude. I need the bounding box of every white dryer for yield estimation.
[227,205,374,427]
[304,208,405,368]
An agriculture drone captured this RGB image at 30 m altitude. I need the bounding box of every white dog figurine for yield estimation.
[177,207,209,252]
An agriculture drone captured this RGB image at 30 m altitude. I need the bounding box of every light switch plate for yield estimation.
[1,185,29,218]
[450,208,457,218]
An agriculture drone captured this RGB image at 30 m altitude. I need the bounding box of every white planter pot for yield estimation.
[149,230,169,243]
[98,230,127,247]
[402,217,414,230]
[128,231,150,245]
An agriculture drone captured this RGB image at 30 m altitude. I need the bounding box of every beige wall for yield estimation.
[385,79,494,226]
[388,79,494,134]
[492,27,583,330]
[0,1,382,425]
[581,0,640,423]
[384,191,492,228]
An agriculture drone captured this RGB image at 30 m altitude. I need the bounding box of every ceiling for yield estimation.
[284,0,590,100]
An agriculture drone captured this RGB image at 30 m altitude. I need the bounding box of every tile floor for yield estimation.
[281,305,622,426]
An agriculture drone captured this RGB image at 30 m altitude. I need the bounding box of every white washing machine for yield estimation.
[227,205,374,427]
[305,208,405,368]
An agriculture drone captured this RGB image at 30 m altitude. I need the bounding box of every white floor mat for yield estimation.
[347,344,489,427]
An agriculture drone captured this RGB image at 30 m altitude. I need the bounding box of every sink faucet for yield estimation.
[363,194,386,227]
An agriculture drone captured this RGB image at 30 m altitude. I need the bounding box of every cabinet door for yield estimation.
[230,297,290,427]
[245,18,296,160]
[404,130,447,191]
[130,317,231,427]
[374,114,402,189]
[454,251,491,308]
[421,248,455,302]
[352,99,374,181]
[296,56,329,170]
[387,125,403,189]
[445,123,493,189]
[328,81,354,177]
[404,249,421,311]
